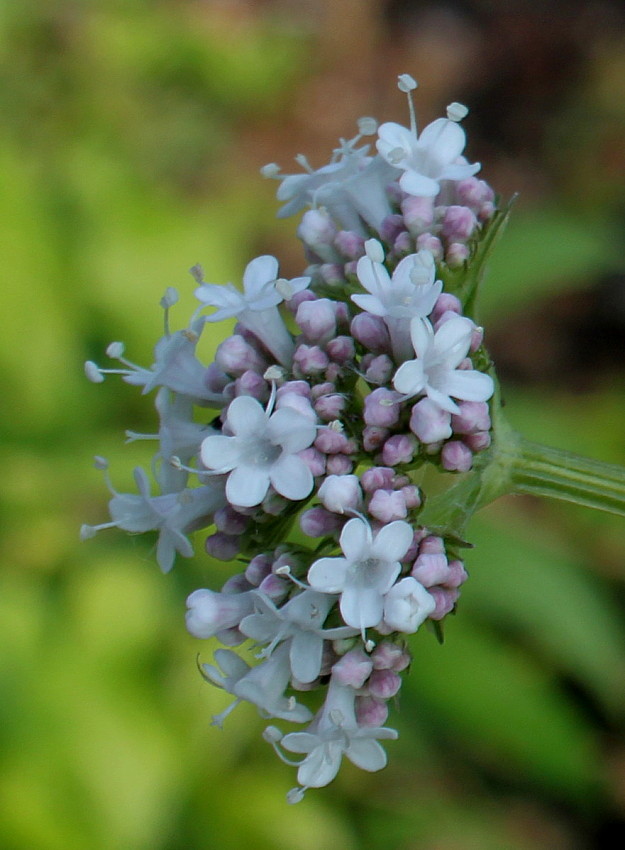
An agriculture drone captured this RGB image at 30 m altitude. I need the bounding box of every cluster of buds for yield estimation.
[83,75,499,801]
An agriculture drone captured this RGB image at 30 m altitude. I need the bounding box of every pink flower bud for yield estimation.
[205,531,241,561]
[428,586,460,620]
[446,559,468,588]
[355,695,389,727]
[382,433,417,466]
[411,552,450,587]
[296,298,337,345]
[431,292,462,323]
[379,213,406,243]
[350,312,390,353]
[299,506,344,537]
[367,669,402,699]
[441,440,474,472]
[204,362,230,394]
[297,208,339,262]
[257,573,289,601]
[318,474,362,514]
[456,177,495,209]
[361,466,395,492]
[442,205,478,242]
[332,648,373,688]
[445,242,470,268]
[298,446,326,477]
[245,554,272,586]
[368,489,408,522]
[234,370,269,401]
[215,334,267,376]
[214,505,249,535]
[364,353,394,385]
[325,453,354,475]
[334,230,366,260]
[326,335,355,364]
[392,231,413,258]
[277,380,311,399]
[319,263,346,287]
[276,391,317,421]
[364,388,402,428]
[362,425,390,452]
[261,489,289,516]
[314,393,346,421]
[419,535,445,555]
[464,431,491,452]
[371,642,411,672]
[409,398,452,443]
[285,289,316,314]
[451,400,491,434]
[401,195,434,234]
[221,572,253,594]
[401,484,421,509]
[416,232,443,260]
[293,344,329,376]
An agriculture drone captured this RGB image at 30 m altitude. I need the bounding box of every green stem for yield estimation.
[510,438,625,517]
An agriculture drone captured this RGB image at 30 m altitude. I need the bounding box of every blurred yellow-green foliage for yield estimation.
[1,1,625,848]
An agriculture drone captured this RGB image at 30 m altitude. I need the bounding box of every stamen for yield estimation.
[365,639,376,652]
[125,430,158,443]
[264,365,286,383]
[287,787,306,805]
[446,102,469,122]
[260,162,281,178]
[295,153,313,174]
[274,565,308,590]
[274,277,294,300]
[357,116,378,136]
[106,341,125,358]
[397,73,418,135]
[387,146,407,166]
[211,698,242,729]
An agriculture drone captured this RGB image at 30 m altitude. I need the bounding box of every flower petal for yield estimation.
[226,465,270,507]
[308,556,348,593]
[268,408,317,453]
[440,369,494,403]
[200,435,240,472]
[393,359,425,396]
[351,293,387,317]
[399,170,440,197]
[371,520,413,562]
[269,453,314,501]
[339,518,370,563]
[346,738,388,772]
[340,585,384,630]
[433,316,473,368]
[226,395,267,438]
[418,118,466,164]
[243,255,279,297]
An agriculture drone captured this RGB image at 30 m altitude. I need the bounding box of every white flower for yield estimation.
[239,590,358,683]
[195,255,310,366]
[307,517,414,634]
[278,678,398,796]
[186,588,256,639]
[377,118,480,198]
[382,577,435,633]
[200,395,317,508]
[393,316,494,414]
[353,242,443,361]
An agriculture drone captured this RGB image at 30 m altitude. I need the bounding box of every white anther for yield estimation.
[93,456,109,470]
[387,145,406,165]
[84,361,104,383]
[260,162,281,178]
[106,341,125,358]
[397,74,418,93]
[446,102,469,122]
[365,639,376,652]
[274,277,294,300]
[357,116,378,135]
[263,725,284,743]
[264,365,285,382]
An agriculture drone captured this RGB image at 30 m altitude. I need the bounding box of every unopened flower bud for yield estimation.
[441,440,473,472]
[364,388,402,428]
[350,312,391,353]
[382,434,417,466]
[318,474,362,514]
[355,695,389,727]
[334,230,366,260]
[361,466,395,493]
[416,232,443,260]
[411,552,449,586]
[299,506,344,537]
[362,425,390,452]
[445,242,470,268]
[297,209,339,263]
[326,453,354,475]
[368,489,407,522]
[409,398,452,443]
[401,196,434,233]
[296,298,337,345]
[332,648,373,689]
[442,205,478,242]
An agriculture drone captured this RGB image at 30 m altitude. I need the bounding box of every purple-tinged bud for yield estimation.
[214,505,249,535]
[315,426,351,454]
[447,559,469,589]
[326,335,355,364]
[234,370,269,401]
[409,398,452,443]
[364,353,394,385]
[411,553,449,587]
[404,528,428,564]
[215,335,267,377]
[372,642,411,672]
[416,232,443,260]
[296,298,337,345]
[319,263,347,288]
[311,381,335,399]
[464,431,491,452]
[479,201,495,222]
[332,648,373,688]
[368,489,407,522]
[451,400,491,434]
[204,362,230,394]
[362,425,390,452]
[442,205,478,242]
[367,669,402,699]
[293,344,329,376]
[318,474,362,514]
[428,587,460,620]
[350,313,391,353]
[441,440,473,472]
[431,292,462,323]
[285,288,317,315]
[277,380,311,399]
[298,446,326,477]
[276,391,317,422]
[261,489,289,516]
[215,626,246,646]
[315,393,347,421]
[205,531,242,561]
[419,535,445,555]
[379,213,406,243]
[401,484,421,509]
[401,196,435,234]
[456,177,495,209]
[257,573,289,602]
[470,326,484,352]
[364,387,402,428]
[300,506,344,537]
[334,230,366,260]
[221,572,253,594]
[297,209,340,263]
[333,301,350,330]
[386,181,405,206]
[185,588,254,638]
[325,362,342,383]
[355,695,389,727]
[392,231,413,258]
[245,554,272,586]
[361,466,395,493]
[445,242,471,268]
[382,434,417,466]
[326,453,354,475]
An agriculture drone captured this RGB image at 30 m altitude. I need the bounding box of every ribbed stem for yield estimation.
[510,438,625,517]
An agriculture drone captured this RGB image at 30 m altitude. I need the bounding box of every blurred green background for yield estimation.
[1,1,625,848]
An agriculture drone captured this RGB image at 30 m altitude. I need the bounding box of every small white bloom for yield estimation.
[200,395,317,508]
[377,116,480,198]
[195,255,310,366]
[307,517,414,634]
[382,577,435,633]
[393,316,494,414]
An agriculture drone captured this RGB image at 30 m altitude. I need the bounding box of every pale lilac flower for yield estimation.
[307,517,414,634]
[393,316,494,415]
[195,255,310,366]
[376,116,480,198]
[200,395,316,508]
[277,677,398,797]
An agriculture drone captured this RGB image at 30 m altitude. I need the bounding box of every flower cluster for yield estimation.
[84,75,497,802]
